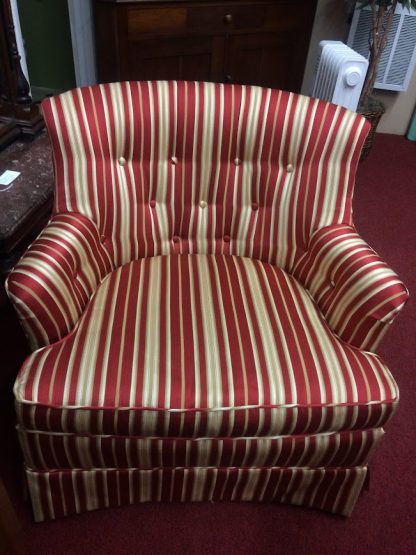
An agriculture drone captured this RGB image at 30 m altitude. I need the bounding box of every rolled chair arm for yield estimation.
[293,224,409,352]
[6,213,114,350]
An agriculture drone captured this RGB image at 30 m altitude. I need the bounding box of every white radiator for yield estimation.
[312,41,368,112]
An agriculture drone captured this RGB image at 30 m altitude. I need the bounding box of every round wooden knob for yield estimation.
[224,13,233,23]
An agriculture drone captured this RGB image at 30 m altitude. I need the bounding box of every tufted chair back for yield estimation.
[42,81,369,271]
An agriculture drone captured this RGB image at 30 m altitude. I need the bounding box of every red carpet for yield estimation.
[0,133,415,554]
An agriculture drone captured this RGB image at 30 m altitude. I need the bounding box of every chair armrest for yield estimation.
[6,213,114,350]
[293,225,409,352]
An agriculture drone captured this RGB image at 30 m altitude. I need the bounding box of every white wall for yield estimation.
[374,70,416,134]
[67,0,97,87]
[10,0,29,83]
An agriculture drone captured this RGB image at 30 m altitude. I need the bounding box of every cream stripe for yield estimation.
[209,258,235,407]
[89,87,109,233]
[61,93,91,217]
[111,83,130,263]
[125,82,140,259]
[235,86,262,253]
[287,96,319,269]
[274,93,294,266]
[260,90,281,262]
[142,258,162,407]
[210,83,224,249]
[155,81,171,255]
[114,264,134,408]
[129,260,146,414]
[96,269,122,406]
[99,84,118,262]
[198,82,215,253]
[76,88,100,220]
[137,83,149,258]
[49,98,71,211]
[196,256,223,409]
[248,88,271,258]
[309,106,340,232]
[164,257,172,410]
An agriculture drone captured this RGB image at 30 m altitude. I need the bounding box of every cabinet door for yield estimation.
[119,35,224,82]
[225,32,305,91]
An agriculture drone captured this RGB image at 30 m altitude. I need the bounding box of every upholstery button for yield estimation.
[118,156,126,166]
[149,200,156,208]
[172,235,180,243]
[234,157,241,166]
[223,235,231,243]
[199,200,207,209]
[252,202,258,211]
[286,163,294,173]
[170,156,178,165]
[100,235,106,244]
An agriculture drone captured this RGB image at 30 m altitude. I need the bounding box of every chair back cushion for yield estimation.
[42,81,369,270]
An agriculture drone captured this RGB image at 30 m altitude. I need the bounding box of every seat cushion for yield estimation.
[15,254,398,437]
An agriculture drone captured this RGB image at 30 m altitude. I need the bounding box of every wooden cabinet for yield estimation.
[94,0,317,92]
[0,0,43,149]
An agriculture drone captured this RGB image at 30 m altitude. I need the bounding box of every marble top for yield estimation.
[0,131,53,256]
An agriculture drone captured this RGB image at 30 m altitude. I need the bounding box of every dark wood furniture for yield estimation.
[0,132,53,287]
[0,0,44,150]
[94,0,317,92]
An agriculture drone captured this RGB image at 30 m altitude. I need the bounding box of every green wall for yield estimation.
[17,0,76,100]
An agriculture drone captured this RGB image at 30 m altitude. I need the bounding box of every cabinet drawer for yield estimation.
[128,7,187,36]
[127,2,300,39]
[187,4,266,32]
[187,3,301,33]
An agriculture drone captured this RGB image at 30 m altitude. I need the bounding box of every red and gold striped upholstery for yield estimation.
[9,81,375,348]
[293,225,408,351]
[27,467,368,521]
[15,255,398,437]
[6,82,407,521]
[18,428,384,471]
[7,214,114,349]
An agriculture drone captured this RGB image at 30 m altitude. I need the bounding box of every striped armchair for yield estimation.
[6,82,408,521]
